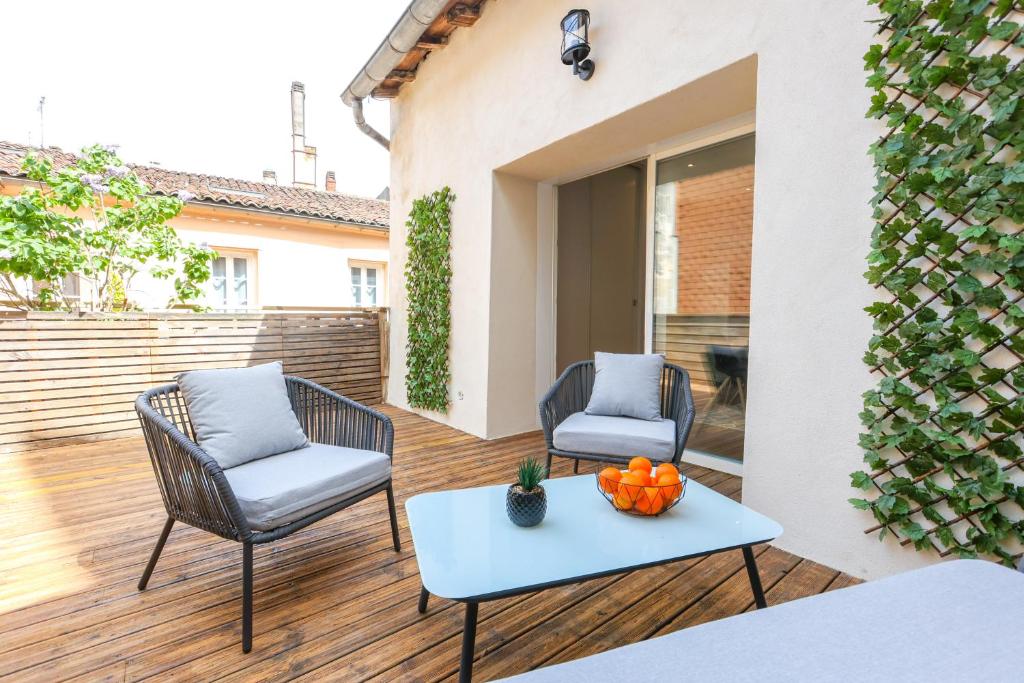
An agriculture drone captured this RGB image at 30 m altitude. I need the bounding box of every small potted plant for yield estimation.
[506,457,547,527]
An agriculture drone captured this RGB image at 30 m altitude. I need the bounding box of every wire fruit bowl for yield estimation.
[595,468,687,517]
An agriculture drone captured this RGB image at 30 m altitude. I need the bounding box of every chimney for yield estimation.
[262,169,277,185]
[290,81,317,189]
[325,171,336,192]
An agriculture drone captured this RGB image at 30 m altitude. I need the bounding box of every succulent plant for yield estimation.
[515,457,545,492]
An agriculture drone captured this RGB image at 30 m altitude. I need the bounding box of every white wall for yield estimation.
[387,0,934,578]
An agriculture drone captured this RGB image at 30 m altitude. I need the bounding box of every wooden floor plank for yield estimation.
[0,405,857,682]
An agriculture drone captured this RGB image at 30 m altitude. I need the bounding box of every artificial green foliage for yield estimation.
[405,187,454,412]
[852,0,1024,565]
[0,145,216,311]
[516,457,546,491]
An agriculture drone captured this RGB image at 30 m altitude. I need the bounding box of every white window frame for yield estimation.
[207,248,258,310]
[349,261,386,307]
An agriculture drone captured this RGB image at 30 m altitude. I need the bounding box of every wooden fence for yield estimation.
[0,308,388,453]
[653,314,749,389]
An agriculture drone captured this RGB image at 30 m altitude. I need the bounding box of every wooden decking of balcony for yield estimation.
[0,407,856,682]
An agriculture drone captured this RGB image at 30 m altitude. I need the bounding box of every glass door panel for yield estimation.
[653,134,754,463]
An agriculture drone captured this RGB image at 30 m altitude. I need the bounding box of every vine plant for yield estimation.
[850,0,1024,564]
[405,187,454,412]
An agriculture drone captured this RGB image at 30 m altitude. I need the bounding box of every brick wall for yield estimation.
[674,164,754,316]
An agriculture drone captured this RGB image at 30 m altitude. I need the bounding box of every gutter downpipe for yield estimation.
[341,0,450,151]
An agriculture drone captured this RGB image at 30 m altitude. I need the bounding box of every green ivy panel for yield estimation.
[405,187,454,412]
[851,0,1024,565]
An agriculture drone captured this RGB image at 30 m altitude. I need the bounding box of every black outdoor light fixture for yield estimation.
[561,9,595,81]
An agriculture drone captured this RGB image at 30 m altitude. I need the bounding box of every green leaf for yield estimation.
[850,471,874,490]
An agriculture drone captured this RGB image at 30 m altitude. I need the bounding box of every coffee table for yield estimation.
[406,474,783,682]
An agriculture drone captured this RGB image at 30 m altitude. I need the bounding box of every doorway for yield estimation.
[555,161,646,374]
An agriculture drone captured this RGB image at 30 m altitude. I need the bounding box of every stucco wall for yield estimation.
[386,0,934,579]
[164,208,389,309]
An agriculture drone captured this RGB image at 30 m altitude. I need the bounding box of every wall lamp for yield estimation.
[560,9,595,81]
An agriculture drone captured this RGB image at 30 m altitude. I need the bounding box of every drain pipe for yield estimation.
[341,0,450,150]
[351,98,391,151]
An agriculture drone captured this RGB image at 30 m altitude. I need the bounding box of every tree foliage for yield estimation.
[0,145,215,311]
[405,187,453,412]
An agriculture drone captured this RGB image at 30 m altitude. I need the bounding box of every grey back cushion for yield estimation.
[584,352,664,421]
[177,361,309,469]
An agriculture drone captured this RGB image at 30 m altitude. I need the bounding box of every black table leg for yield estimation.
[459,601,479,683]
[742,545,767,609]
[418,585,430,614]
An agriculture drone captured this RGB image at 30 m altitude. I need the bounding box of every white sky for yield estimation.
[0,0,408,199]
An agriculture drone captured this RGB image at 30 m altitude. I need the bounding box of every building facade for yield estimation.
[349,0,930,579]
[0,142,389,311]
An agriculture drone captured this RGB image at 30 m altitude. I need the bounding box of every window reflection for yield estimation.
[653,134,754,463]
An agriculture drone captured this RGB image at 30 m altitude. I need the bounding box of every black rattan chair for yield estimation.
[134,376,399,652]
[539,360,696,475]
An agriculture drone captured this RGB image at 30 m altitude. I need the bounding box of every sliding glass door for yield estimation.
[652,134,755,463]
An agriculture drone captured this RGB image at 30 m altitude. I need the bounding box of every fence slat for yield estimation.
[0,309,388,453]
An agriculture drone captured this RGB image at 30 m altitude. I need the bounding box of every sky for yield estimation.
[0,0,408,199]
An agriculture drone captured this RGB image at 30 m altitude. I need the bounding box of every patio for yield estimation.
[2,405,856,682]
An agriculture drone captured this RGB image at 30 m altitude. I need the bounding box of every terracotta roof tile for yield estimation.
[0,141,389,229]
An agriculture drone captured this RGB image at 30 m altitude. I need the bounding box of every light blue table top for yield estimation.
[406,474,783,601]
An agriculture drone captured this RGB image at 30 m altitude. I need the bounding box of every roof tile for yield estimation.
[0,141,389,229]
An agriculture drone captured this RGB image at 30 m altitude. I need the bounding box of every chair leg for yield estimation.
[573,458,579,474]
[242,542,253,653]
[138,516,174,591]
[386,483,402,552]
[702,380,728,423]
[545,453,553,478]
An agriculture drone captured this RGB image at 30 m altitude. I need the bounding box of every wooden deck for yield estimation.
[0,406,857,682]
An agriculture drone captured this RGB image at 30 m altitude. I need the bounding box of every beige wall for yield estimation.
[163,206,389,310]
[387,0,931,579]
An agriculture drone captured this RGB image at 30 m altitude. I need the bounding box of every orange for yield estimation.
[620,471,646,488]
[629,469,652,486]
[656,471,681,485]
[656,472,683,504]
[613,484,635,510]
[647,487,666,514]
[616,472,646,510]
[635,486,665,515]
[654,463,678,480]
[599,467,622,494]
[628,456,652,473]
[613,489,633,510]
[634,489,653,514]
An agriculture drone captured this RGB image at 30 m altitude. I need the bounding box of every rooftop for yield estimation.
[345,0,488,102]
[0,141,389,229]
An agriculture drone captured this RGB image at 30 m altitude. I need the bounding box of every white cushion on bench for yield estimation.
[497,560,1023,682]
[224,443,391,531]
[552,412,675,461]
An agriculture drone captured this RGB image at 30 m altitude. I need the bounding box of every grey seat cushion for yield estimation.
[223,442,391,531]
[177,361,308,469]
[553,412,675,461]
[585,352,664,420]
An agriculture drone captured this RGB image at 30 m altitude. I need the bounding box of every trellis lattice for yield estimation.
[851,0,1024,565]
